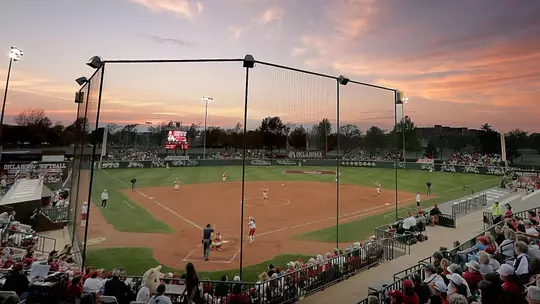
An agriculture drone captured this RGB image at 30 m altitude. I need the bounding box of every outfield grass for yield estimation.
[86,247,312,282]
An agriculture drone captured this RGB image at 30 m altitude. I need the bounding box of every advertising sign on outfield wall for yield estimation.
[287,150,324,159]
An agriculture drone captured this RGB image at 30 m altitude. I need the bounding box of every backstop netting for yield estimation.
[69,57,400,278]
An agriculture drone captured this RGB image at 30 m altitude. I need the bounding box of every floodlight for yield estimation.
[75,77,88,86]
[337,75,349,85]
[86,56,103,69]
[9,47,23,61]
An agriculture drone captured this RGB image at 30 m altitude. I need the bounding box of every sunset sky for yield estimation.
[1,0,540,132]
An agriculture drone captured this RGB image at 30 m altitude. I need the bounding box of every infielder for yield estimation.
[262,186,269,202]
[222,172,227,182]
[376,182,381,198]
[81,202,88,227]
[174,179,180,192]
[248,217,256,244]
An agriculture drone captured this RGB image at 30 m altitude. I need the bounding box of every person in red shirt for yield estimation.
[226,284,249,304]
[388,290,404,304]
[462,260,483,293]
[401,280,420,304]
[497,264,526,302]
[67,276,84,300]
[504,204,513,219]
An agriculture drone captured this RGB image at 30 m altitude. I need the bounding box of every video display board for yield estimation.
[165,130,189,150]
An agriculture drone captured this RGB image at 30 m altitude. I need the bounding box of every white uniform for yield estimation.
[222,174,227,182]
[376,184,381,194]
[174,180,179,191]
[262,188,268,200]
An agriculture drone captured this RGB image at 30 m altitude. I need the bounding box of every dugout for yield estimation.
[0,179,52,226]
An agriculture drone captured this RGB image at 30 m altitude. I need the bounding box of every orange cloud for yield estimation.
[229,7,284,39]
[255,8,284,25]
[130,0,203,20]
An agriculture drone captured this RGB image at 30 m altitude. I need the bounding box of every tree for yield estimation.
[505,129,528,162]
[424,139,439,159]
[478,123,500,154]
[14,109,52,127]
[392,115,420,151]
[364,126,386,155]
[314,118,332,152]
[338,124,362,154]
[258,116,289,152]
[186,124,198,148]
[288,126,307,150]
[529,133,540,153]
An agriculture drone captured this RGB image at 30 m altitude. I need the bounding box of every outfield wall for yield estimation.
[92,159,532,176]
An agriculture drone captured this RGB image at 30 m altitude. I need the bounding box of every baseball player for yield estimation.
[174,179,180,191]
[262,186,269,202]
[248,217,256,244]
[376,182,381,198]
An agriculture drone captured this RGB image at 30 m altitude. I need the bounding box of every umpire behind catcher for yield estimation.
[202,224,214,261]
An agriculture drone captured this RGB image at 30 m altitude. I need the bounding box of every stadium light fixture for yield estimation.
[201,97,214,159]
[86,56,103,69]
[75,77,88,86]
[1,47,25,154]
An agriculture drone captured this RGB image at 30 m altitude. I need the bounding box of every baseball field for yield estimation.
[80,165,499,281]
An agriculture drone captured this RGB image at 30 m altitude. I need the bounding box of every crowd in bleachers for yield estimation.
[368,211,540,304]
[208,150,272,160]
[446,152,502,166]
[0,232,391,304]
[106,149,159,161]
[341,152,396,162]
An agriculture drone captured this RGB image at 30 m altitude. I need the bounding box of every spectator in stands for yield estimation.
[447,294,467,304]
[432,252,443,268]
[367,295,380,304]
[492,202,503,224]
[445,273,470,297]
[103,269,130,304]
[476,251,494,275]
[184,262,201,304]
[388,290,404,304]
[66,276,83,301]
[431,281,448,304]
[2,263,29,297]
[494,226,505,245]
[149,283,172,304]
[462,260,483,294]
[402,212,417,232]
[529,211,540,223]
[497,228,516,262]
[527,286,540,304]
[505,204,514,219]
[514,241,531,280]
[423,264,445,294]
[401,280,420,304]
[267,264,275,277]
[214,275,230,302]
[227,284,249,304]
[427,295,442,304]
[82,271,102,294]
[429,204,442,225]
[497,264,524,302]
[476,280,499,304]
[453,237,488,264]
[411,273,430,304]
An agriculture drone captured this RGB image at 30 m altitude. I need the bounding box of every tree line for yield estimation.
[3,108,540,162]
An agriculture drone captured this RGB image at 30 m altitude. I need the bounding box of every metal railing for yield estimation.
[40,206,69,223]
[120,236,408,303]
[1,230,56,254]
[483,206,540,230]
[451,193,487,218]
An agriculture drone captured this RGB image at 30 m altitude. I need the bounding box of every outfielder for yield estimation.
[174,179,180,191]
[262,186,269,202]
[248,217,256,244]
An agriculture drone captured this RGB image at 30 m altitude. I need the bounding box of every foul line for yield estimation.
[123,200,135,209]
[101,170,203,230]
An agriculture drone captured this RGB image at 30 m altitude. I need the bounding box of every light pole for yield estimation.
[145,121,152,148]
[0,47,24,153]
[400,97,408,162]
[202,97,213,159]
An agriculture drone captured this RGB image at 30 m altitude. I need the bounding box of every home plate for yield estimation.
[384,203,390,206]
[149,197,154,199]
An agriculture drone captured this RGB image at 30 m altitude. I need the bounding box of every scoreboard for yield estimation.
[166,130,189,150]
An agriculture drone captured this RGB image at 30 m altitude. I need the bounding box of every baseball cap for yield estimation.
[497,264,515,276]
[433,280,447,293]
[388,290,403,297]
[465,260,480,271]
[446,273,463,285]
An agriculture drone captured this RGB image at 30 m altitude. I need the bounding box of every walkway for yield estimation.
[300,209,493,304]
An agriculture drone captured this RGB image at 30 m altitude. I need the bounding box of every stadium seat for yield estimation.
[99,296,118,304]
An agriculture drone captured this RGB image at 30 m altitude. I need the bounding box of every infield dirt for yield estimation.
[82,181,417,271]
